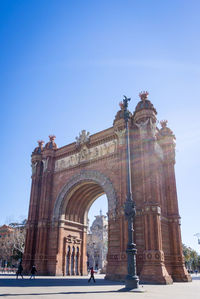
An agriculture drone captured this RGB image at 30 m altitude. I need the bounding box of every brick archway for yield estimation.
[50,170,116,276]
[23,94,191,283]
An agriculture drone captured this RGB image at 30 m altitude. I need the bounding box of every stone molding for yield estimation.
[66,235,81,245]
[142,250,165,262]
[142,205,161,215]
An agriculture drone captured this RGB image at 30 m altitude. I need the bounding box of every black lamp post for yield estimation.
[123,95,139,290]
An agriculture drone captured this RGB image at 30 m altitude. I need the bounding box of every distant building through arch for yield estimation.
[23,92,191,284]
[87,209,108,272]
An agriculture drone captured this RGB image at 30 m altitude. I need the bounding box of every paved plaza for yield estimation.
[0,274,199,299]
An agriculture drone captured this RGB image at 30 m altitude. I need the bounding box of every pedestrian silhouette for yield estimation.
[30,265,37,279]
[16,262,23,279]
[88,267,96,283]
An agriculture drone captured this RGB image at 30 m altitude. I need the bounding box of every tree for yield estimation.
[10,227,26,260]
[0,220,26,267]
[0,235,13,266]
[182,244,200,271]
[9,220,27,261]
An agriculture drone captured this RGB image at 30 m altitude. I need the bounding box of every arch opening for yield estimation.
[62,185,108,276]
[53,170,115,277]
[87,194,108,273]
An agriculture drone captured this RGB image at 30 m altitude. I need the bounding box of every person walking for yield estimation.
[88,267,96,283]
[30,265,37,279]
[16,262,23,279]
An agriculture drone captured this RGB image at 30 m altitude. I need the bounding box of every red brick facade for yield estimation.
[23,93,191,284]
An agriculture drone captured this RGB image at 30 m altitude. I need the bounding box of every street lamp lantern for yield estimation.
[122,95,140,290]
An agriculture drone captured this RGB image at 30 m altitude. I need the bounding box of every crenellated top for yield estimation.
[45,135,57,150]
[33,140,44,155]
[31,92,176,167]
[159,120,175,139]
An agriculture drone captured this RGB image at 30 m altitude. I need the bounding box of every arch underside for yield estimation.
[65,181,104,224]
[53,170,117,222]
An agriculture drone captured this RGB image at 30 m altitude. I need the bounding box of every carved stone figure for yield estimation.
[42,158,48,172]
[76,130,90,147]
[108,140,116,153]
[94,147,99,157]
[31,162,38,175]
[135,118,149,139]
[103,144,108,155]
[74,154,79,164]
[115,128,126,145]
[149,118,157,139]
[70,155,75,165]
[79,145,89,162]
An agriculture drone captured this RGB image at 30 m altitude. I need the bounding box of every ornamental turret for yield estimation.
[158,120,176,164]
[133,91,157,123]
[133,92,157,141]
[31,140,44,176]
[113,100,132,146]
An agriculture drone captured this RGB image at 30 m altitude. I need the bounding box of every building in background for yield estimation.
[87,210,108,271]
[0,225,14,267]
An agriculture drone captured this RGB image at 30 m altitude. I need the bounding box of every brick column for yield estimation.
[81,228,88,275]
[106,119,130,281]
[139,138,173,284]
[35,149,55,274]
[23,150,43,273]
[159,121,191,282]
[78,249,81,275]
[67,252,71,275]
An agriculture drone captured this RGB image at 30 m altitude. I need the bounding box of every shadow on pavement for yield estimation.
[0,290,124,297]
[0,277,124,287]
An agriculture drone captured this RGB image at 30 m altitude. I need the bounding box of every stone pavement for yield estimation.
[0,274,199,299]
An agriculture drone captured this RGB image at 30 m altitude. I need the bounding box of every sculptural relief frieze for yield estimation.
[55,139,117,172]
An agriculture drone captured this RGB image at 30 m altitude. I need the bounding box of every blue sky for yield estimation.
[0,0,200,252]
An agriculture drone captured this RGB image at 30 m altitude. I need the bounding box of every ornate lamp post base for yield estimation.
[120,287,145,293]
[125,274,139,289]
[119,277,145,292]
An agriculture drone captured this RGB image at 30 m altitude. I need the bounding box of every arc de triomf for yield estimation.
[23,92,191,284]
